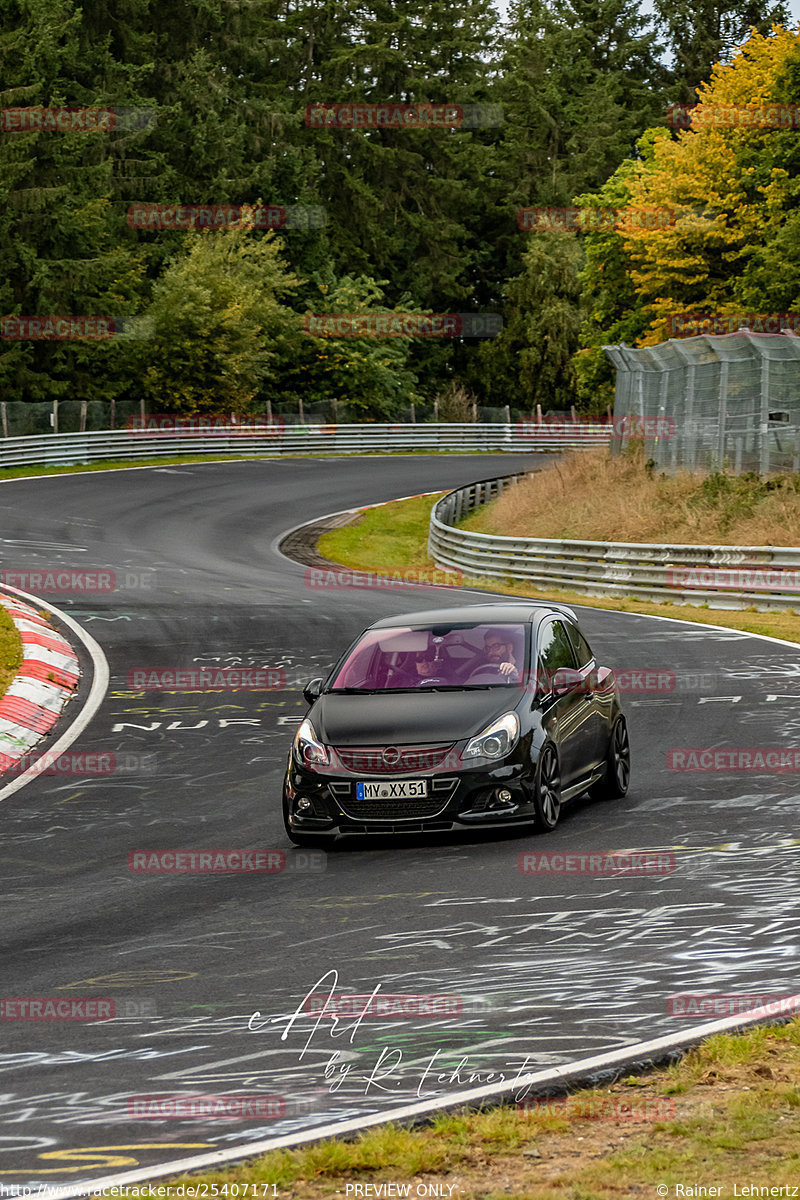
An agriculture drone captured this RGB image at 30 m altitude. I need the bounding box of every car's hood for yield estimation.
[310,689,521,746]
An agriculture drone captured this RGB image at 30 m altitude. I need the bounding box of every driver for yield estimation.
[481,628,518,678]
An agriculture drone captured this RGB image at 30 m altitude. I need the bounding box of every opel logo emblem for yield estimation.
[383,746,401,766]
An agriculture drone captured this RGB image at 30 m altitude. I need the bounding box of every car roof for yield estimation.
[369,601,577,629]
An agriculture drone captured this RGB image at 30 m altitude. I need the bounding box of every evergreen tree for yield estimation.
[0,0,145,406]
[653,0,791,105]
[470,230,582,410]
[470,0,667,406]
[498,0,667,211]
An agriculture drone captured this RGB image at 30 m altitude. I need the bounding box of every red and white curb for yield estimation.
[0,592,80,772]
[0,587,109,799]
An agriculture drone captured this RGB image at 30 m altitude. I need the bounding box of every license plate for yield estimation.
[356,779,427,800]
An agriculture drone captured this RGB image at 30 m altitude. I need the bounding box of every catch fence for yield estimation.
[604,331,800,474]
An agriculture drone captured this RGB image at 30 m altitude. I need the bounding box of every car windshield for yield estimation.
[329,622,528,691]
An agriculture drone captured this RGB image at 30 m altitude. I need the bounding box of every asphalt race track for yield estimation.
[0,454,798,1189]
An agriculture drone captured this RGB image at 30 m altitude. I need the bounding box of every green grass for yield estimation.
[317,492,800,644]
[0,602,22,697]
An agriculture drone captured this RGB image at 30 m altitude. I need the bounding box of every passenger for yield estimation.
[393,649,442,687]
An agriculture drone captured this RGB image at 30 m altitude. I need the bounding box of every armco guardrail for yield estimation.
[0,422,610,468]
[428,473,800,610]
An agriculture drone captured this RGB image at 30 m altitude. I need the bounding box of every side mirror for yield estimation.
[552,667,585,697]
[302,678,324,706]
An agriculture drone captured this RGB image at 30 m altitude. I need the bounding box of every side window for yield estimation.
[565,622,594,669]
[538,620,577,673]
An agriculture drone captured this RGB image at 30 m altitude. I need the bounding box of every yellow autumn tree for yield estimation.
[617,25,800,344]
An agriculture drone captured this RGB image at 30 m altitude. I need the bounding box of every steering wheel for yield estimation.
[465,664,512,684]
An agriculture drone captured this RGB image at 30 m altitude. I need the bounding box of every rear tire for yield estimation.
[591,716,630,800]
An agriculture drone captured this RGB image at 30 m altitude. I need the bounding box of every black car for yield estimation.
[283,602,629,843]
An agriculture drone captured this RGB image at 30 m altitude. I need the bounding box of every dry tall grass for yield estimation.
[466,446,800,545]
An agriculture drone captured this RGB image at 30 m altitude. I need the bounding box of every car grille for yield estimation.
[330,777,457,822]
[338,797,450,820]
[334,744,457,773]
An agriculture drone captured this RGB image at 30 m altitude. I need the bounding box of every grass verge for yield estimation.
[317,494,800,645]
[0,602,22,697]
[123,1018,800,1197]
[465,444,800,546]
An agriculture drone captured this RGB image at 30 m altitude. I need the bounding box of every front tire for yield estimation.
[533,744,562,831]
[591,716,630,800]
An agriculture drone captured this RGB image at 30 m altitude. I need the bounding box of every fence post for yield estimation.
[0,402,6,438]
[504,404,510,425]
[410,400,415,424]
[656,371,669,470]
[434,399,439,422]
[685,364,696,471]
[536,403,542,425]
[298,396,304,423]
[52,400,58,435]
[110,397,116,430]
[79,400,87,433]
[472,397,477,423]
[266,398,272,422]
[716,360,728,469]
[759,354,770,476]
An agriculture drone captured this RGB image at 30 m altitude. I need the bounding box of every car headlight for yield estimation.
[464,712,520,760]
[293,718,330,768]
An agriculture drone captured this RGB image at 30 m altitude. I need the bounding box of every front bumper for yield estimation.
[284,754,537,838]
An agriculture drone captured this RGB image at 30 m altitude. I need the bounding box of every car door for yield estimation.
[536,618,594,788]
[564,620,605,769]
